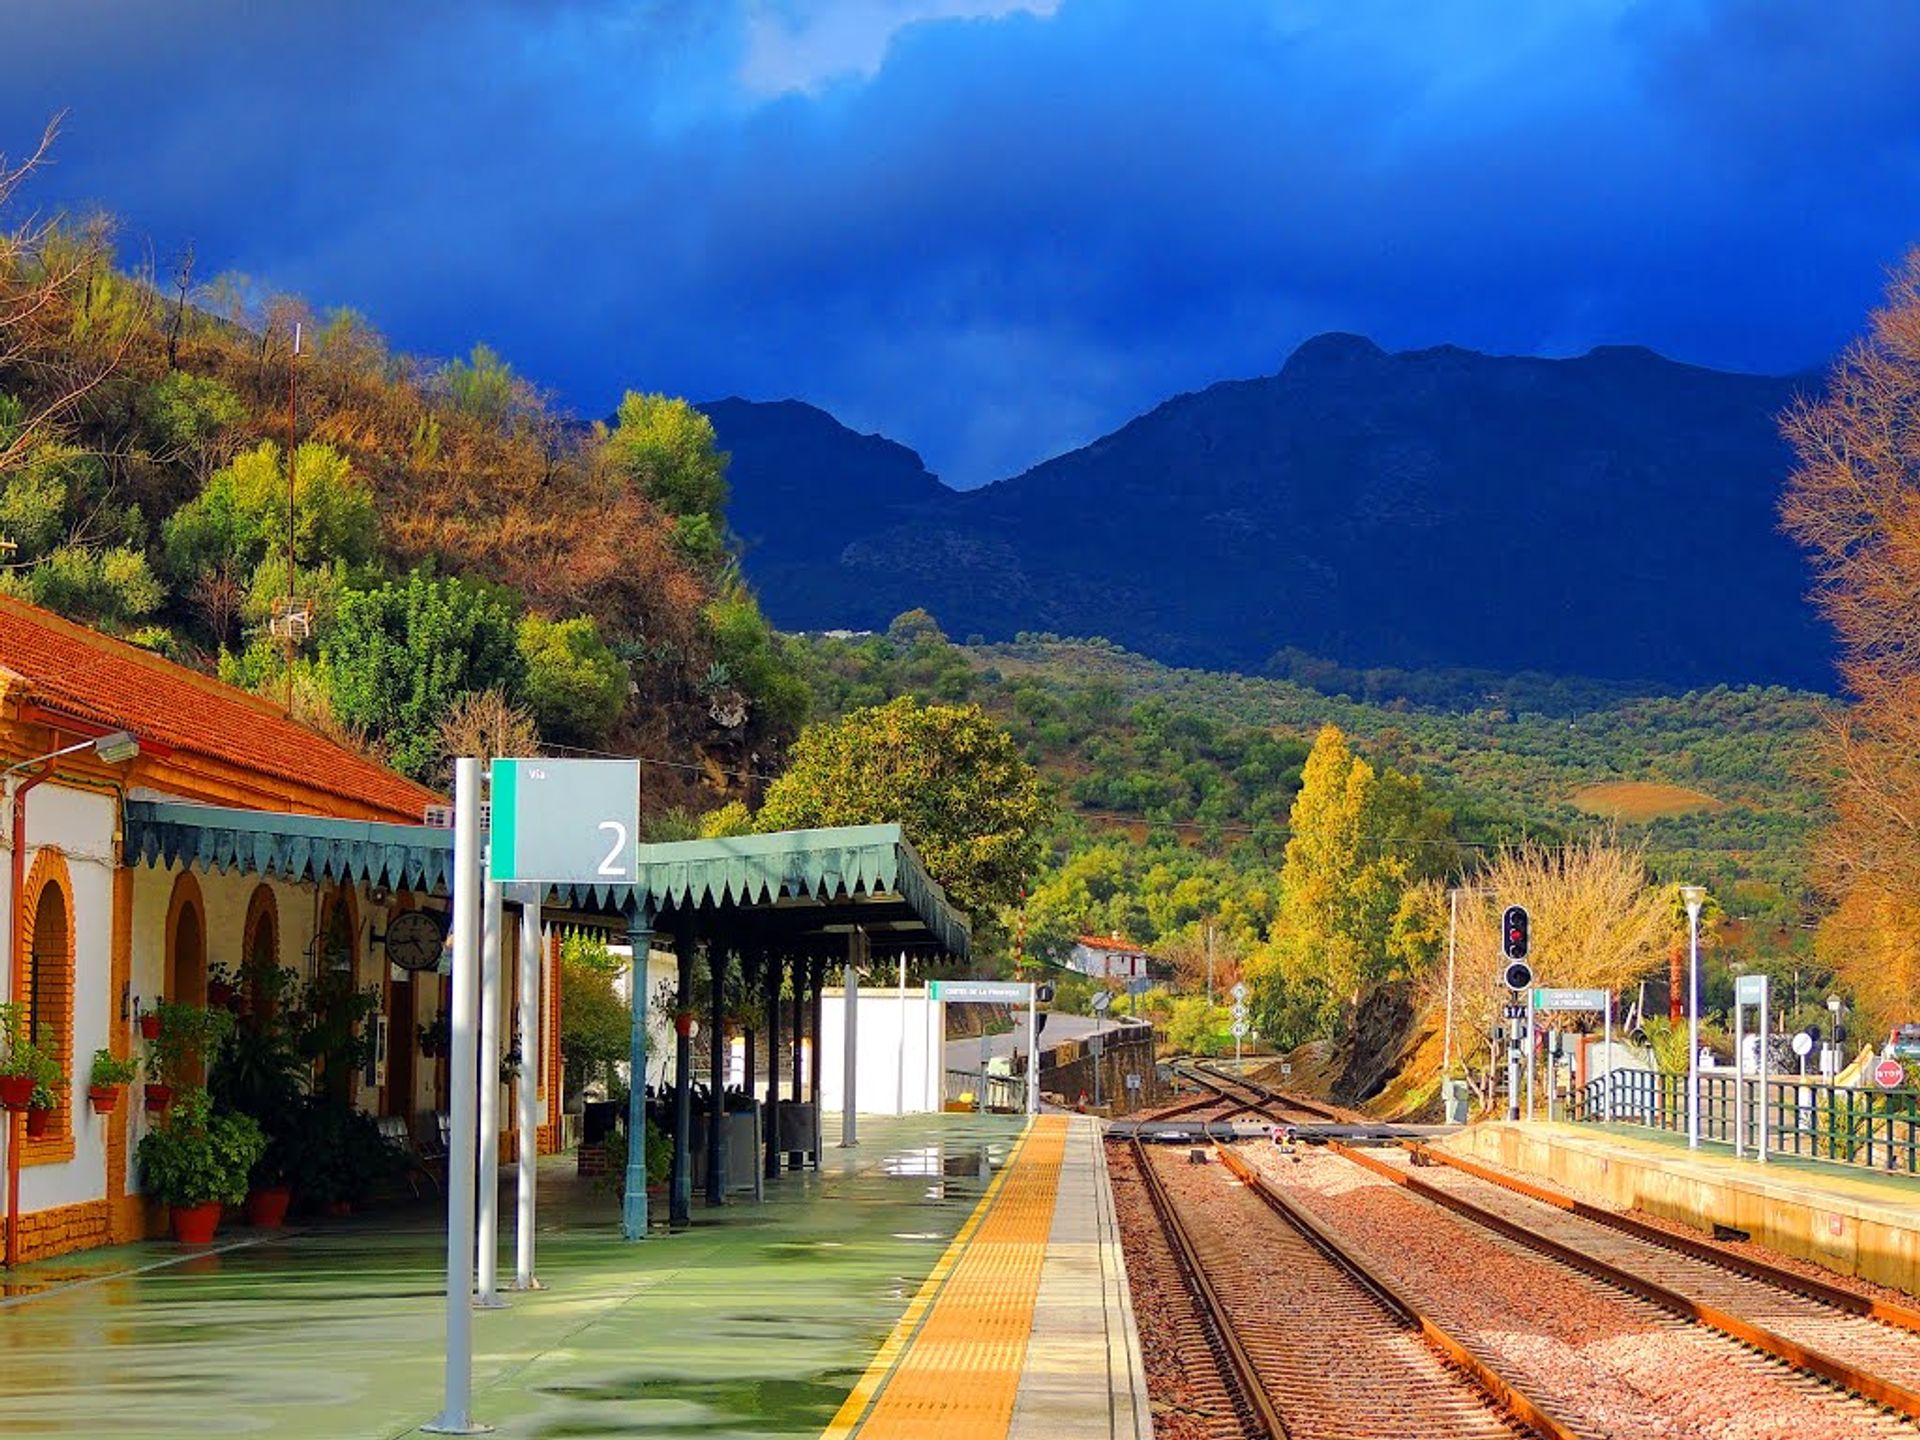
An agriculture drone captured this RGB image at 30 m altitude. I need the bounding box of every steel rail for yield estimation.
[1179,1062,1343,1123]
[1214,1145,1577,1440]
[1404,1141,1920,1338]
[1328,1138,1920,1422]
[1129,1137,1291,1439]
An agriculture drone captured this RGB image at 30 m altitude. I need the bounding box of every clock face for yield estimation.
[386,909,447,972]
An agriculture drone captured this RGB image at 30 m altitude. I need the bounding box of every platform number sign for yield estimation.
[488,758,641,885]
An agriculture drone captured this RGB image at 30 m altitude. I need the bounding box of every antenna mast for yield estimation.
[271,322,314,712]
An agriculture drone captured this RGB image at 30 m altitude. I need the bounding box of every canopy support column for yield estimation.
[706,946,728,1206]
[670,925,697,1229]
[810,957,826,1169]
[620,903,655,1241]
[765,954,783,1181]
[788,961,805,1171]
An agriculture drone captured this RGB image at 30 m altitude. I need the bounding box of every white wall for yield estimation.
[818,986,941,1115]
[5,783,118,1213]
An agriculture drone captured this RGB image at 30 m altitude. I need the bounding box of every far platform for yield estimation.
[1445,1120,1920,1295]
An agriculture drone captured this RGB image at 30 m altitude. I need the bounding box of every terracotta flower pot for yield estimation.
[171,1200,222,1245]
[88,1085,120,1115]
[245,1185,292,1228]
[144,1082,174,1112]
[0,1075,33,1110]
[138,1014,162,1041]
[25,1107,52,1139]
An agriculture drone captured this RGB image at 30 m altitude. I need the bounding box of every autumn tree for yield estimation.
[756,696,1050,925]
[1780,248,1920,1038]
[1430,837,1666,1102]
[1246,726,1446,1046]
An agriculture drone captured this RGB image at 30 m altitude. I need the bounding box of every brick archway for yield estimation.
[164,870,207,1009]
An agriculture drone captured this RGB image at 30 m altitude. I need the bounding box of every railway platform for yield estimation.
[1445,1119,1920,1294]
[823,1112,1154,1440]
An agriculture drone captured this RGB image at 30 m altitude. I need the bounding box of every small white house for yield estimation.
[1066,934,1155,982]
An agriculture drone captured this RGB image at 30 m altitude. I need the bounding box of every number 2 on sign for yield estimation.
[597,820,629,877]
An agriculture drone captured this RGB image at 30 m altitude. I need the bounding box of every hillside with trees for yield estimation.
[0,127,806,803]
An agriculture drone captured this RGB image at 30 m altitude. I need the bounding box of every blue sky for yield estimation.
[6,0,1918,486]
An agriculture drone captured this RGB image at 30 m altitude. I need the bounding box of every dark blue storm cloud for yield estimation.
[5,0,1918,485]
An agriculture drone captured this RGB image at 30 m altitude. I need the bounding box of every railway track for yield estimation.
[1119,1064,1920,1435]
[1126,1132,1565,1439]
[1172,1061,1344,1123]
[1332,1139,1920,1424]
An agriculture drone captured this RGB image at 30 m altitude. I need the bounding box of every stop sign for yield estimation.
[1874,1057,1907,1090]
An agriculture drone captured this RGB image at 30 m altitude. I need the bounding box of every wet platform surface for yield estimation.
[0,1114,1027,1438]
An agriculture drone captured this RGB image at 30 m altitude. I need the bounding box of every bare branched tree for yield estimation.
[0,114,148,474]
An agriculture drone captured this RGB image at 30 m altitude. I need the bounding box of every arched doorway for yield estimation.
[242,885,279,1015]
[315,889,361,1106]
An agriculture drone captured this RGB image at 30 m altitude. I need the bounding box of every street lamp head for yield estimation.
[1827,994,1844,1015]
[92,731,139,765]
[1679,884,1706,920]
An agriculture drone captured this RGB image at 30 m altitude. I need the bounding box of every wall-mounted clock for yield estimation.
[382,909,448,973]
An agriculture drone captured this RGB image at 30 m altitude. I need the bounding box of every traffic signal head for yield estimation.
[1501,905,1530,962]
[1503,959,1534,992]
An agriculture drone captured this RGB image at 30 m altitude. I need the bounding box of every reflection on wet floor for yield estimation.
[0,1113,1027,1439]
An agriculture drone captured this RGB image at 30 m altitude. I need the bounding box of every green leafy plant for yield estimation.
[281,1098,401,1205]
[28,1082,55,1110]
[90,1048,137,1087]
[149,1001,235,1087]
[0,1001,32,1078]
[136,1088,266,1208]
[208,962,309,1188]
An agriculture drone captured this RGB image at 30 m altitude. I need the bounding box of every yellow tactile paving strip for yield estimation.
[823,1115,1069,1440]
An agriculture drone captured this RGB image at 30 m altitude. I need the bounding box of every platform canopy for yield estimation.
[123,801,970,957]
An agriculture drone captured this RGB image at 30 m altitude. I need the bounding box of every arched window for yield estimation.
[165,872,207,1009]
[18,848,76,1158]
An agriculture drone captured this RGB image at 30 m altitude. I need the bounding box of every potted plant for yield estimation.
[0,1002,36,1110]
[208,961,306,1227]
[417,1013,450,1059]
[138,1006,163,1041]
[206,964,240,1012]
[137,1088,264,1244]
[25,1082,56,1139]
[147,1000,235,1112]
[89,1048,137,1113]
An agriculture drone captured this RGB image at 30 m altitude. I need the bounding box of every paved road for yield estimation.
[944,1013,1150,1071]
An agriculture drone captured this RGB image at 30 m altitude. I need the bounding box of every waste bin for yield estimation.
[1441,1079,1471,1125]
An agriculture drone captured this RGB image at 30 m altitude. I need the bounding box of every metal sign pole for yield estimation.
[512,898,542,1291]
[1733,994,1745,1159]
[1443,888,1458,1076]
[1758,975,1770,1165]
[1604,995,1614,1124]
[1027,983,1038,1116]
[475,878,506,1308]
[1525,1000,1536,1121]
[425,759,487,1435]
[895,951,907,1118]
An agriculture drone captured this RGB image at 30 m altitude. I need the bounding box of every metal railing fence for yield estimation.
[1573,1068,1920,1173]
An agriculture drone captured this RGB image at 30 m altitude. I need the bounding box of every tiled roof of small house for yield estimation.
[1076,934,1149,953]
[0,594,438,821]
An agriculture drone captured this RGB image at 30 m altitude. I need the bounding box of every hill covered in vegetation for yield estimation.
[0,170,806,805]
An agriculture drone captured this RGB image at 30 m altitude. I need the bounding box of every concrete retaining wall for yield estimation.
[1443,1121,1920,1296]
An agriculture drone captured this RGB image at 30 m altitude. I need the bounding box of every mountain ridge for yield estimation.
[706,335,1831,690]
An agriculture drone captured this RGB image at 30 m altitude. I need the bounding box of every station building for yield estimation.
[0,594,563,1262]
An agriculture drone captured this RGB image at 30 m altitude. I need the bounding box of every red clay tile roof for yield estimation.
[1076,934,1149,953]
[0,594,438,821]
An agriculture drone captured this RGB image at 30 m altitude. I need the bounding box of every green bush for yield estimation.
[136,1089,266,1208]
[89,1048,137,1087]
[518,614,629,747]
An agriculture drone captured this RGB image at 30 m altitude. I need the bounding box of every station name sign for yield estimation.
[929,979,1033,1004]
[1530,987,1609,1012]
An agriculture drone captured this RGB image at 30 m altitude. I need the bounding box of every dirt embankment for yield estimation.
[1251,982,1444,1122]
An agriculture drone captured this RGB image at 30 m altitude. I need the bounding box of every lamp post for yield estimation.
[1825,994,1844,1080]
[4,729,139,1269]
[1680,885,1707,1150]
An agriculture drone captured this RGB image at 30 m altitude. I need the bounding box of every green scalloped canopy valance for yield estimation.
[122,802,969,956]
